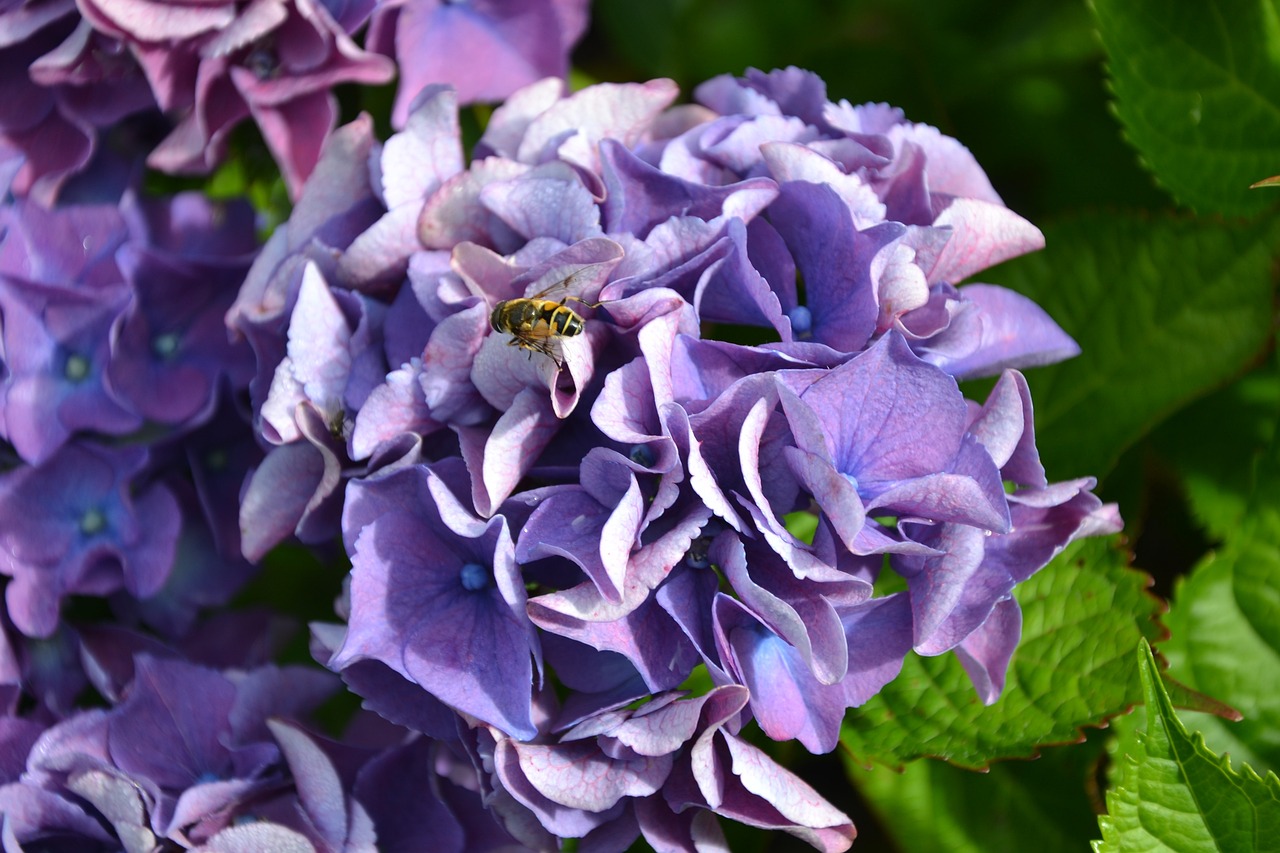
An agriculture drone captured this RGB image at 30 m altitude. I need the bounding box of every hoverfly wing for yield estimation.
[527,268,586,301]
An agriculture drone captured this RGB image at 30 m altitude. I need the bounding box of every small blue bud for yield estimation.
[64,353,90,382]
[460,562,489,591]
[788,305,813,337]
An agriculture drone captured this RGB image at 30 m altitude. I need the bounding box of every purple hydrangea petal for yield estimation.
[23,706,112,786]
[227,666,337,746]
[654,561,725,680]
[913,283,1081,380]
[927,198,1044,284]
[312,623,461,740]
[694,72,783,118]
[418,157,530,250]
[225,111,381,359]
[0,782,118,848]
[265,720,351,852]
[739,66,832,127]
[501,738,670,816]
[0,718,44,782]
[79,0,234,42]
[78,624,178,703]
[515,79,679,176]
[760,140,885,225]
[335,202,427,289]
[898,522,1013,656]
[662,684,855,850]
[107,243,253,426]
[701,114,815,176]
[64,767,156,853]
[862,434,1011,534]
[335,88,465,288]
[600,137,779,238]
[334,465,538,739]
[768,181,891,351]
[144,0,393,198]
[714,532,868,685]
[0,443,179,637]
[528,584,699,693]
[781,447,878,557]
[193,822,318,853]
[954,597,1022,704]
[106,656,234,792]
[479,162,602,245]
[715,733,856,851]
[798,332,966,481]
[239,438,325,563]
[381,84,464,209]
[353,738,466,853]
[834,592,915,708]
[260,262,352,444]
[475,76,564,159]
[886,121,1001,202]
[350,359,442,460]
[711,594,844,753]
[381,0,588,122]
[456,386,560,517]
[591,355,666,444]
[965,368,1046,488]
[420,301,491,425]
[10,623,88,716]
[520,483,636,603]
[691,218,793,333]
[490,739,625,838]
[635,794,728,850]
[999,479,1122,583]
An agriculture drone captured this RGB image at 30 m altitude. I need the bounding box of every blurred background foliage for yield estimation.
[564,0,1280,850]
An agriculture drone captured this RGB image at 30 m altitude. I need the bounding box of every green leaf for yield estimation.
[1150,367,1280,541]
[1146,413,1280,777]
[1090,0,1280,217]
[988,211,1277,481]
[838,537,1162,768]
[1094,641,1280,852]
[849,735,1106,853]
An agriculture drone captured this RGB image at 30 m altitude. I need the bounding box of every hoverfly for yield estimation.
[489,274,605,368]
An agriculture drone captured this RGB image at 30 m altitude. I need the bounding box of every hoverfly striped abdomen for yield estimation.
[489,274,602,366]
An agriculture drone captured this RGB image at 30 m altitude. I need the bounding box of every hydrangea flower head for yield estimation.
[227,65,1122,849]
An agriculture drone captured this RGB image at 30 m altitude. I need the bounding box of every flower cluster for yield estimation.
[225,67,1121,849]
[0,647,525,851]
[0,188,261,648]
[0,171,539,853]
[0,0,588,202]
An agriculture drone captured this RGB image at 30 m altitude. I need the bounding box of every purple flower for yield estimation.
[708,532,912,754]
[80,0,395,198]
[4,653,338,849]
[368,0,591,123]
[105,192,258,427]
[0,2,156,202]
[0,442,180,638]
[0,188,257,463]
[0,199,140,463]
[773,332,1011,555]
[482,685,856,849]
[520,450,712,694]
[331,459,540,739]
